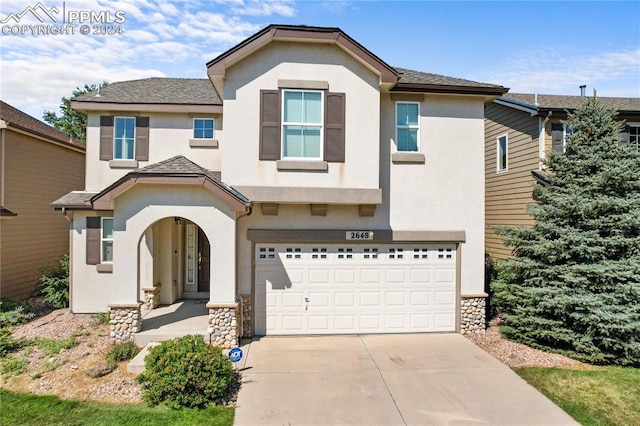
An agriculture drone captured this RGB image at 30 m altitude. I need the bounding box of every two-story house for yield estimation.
[53,25,507,347]
[485,92,640,259]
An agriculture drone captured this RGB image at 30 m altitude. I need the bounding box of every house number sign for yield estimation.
[346,231,374,240]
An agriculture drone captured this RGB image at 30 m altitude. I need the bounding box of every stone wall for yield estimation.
[460,296,486,334]
[141,285,161,311]
[109,304,142,343]
[206,303,239,349]
[241,295,252,338]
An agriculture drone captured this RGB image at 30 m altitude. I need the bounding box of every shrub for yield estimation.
[0,355,27,376]
[137,335,234,409]
[96,312,110,325]
[0,298,35,326]
[0,327,20,358]
[106,341,139,364]
[33,336,78,356]
[37,254,69,309]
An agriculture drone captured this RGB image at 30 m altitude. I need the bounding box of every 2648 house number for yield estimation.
[346,231,374,240]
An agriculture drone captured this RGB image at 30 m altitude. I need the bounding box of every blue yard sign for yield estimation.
[228,347,243,363]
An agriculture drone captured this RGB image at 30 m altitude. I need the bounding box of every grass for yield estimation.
[516,366,640,426]
[0,388,235,426]
[33,336,78,356]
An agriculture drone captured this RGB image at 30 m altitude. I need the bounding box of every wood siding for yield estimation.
[0,130,84,299]
[484,103,538,259]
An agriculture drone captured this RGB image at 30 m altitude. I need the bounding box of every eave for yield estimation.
[70,101,222,114]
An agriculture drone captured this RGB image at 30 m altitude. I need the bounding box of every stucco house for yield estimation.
[53,24,507,347]
[1,101,85,299]
[485,91,640,259]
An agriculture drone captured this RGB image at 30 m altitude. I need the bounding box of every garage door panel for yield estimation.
[255,243,457,335]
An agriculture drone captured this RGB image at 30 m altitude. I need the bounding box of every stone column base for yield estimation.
[240,295,252,338]
[108,303,142,343]
[206,303,239,349]
[141,285,161,311]
[460,295,487,334]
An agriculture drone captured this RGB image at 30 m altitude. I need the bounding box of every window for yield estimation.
[497,134,508,172]
[620,124,640,153]
[114,117,136,160]
[282,90,323,159]
[396,102,419,152]
[101,218,114,263]
[193,118,214,139]
[551,123,572,153]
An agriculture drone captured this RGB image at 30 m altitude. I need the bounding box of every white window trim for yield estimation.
[281,89,324,161]
[113,117,136,160]
[497,134,508,173]
[101,217,114,264]
[624,122,640,152]
[561,123,572,153]
[395,101,420,152]
[192,118,215,140]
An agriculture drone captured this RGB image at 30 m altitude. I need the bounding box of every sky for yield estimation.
[1,0,639,121]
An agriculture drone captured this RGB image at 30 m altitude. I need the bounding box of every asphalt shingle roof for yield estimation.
[135,155,222,182]
[395,67,505,90]
[72,78,222,105]
[50,191,97,208]
[502,93,640,113]
[0,101,85,150]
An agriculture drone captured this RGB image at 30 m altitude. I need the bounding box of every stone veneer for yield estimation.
[206,303,239,349]
[141,285,161,311]
[109,304,142,343]
[460,295,486,334]
[241,295,252,338]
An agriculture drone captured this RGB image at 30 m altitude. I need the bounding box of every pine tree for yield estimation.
[494,96,640,366]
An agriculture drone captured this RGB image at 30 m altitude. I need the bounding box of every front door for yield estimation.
[197,228,210,292]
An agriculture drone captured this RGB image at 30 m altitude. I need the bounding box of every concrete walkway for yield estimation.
[233,334,578,426]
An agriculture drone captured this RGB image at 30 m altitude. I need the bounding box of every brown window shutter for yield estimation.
[619,125,630,146]
[99,116,114,161]
[135,116,150,161]
[324,92,345,162]
[86,217,101,265]
[259,90,281,160]
[551,123,564,153]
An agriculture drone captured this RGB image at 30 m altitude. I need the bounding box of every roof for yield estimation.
[72,78,222,106]
[0,206,18,217]
[0,101,85,150]
[499,93,640,115]
[50,191,97,209]
[393,67,508,96]
[133,155,224,183]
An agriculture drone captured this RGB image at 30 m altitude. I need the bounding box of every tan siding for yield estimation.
[0,131,84,299]
[484,103,538,259]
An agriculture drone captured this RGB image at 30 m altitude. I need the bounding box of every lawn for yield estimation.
[0,388,234,426]
[516,366,640,426]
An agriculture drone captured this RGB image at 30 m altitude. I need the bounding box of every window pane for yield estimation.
[283,125,304,157]
[194,119,214,139]
[303,92,322,124]
[397,103,418,126]
[102,219,113,239]
[303,126,321,157]
[498,136,507,170]
[283,125,321,158]
[114,117,135,159]
[397,129,418,152]
[284,92,303,123]
[102,241,113,262]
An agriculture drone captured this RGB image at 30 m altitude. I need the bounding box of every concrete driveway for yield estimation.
[233,334,577,426]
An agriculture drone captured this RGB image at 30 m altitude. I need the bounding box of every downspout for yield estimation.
[538,111,552,170]
[235,204,253,340]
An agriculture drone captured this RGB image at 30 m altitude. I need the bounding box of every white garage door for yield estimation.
[254,243,457,335]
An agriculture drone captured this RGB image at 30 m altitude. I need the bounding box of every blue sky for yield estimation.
[1,0,638,120]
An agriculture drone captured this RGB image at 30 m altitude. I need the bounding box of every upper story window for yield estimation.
[497,134,508,172]
[396,102,419,152]
[282,90,323,159]
[620,124,639,153]
[101,217,114,263]
[114,117,136,159]
[193,118,214,139]
[551,123,573,154]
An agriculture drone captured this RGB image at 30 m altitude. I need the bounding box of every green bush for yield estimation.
[0,297,35,326]
[137,335,234,409]
[37,254,69,309]
[0,327,21,358]
[106,341,139,364]
[33,336,78,356]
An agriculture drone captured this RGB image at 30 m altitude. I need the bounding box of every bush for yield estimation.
[33,336,78,356]
[0,298,35,326]
[106,341,139,363]
[0,327,20,358]
[137,335,234,409]
[37,254,69,309]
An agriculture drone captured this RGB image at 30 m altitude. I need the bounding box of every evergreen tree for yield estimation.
[43,82,107,142]
[494,96,640,366]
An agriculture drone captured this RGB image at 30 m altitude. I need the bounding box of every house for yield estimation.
[53,24,507,347]
[0,101,85,299]
[485,92,640,259]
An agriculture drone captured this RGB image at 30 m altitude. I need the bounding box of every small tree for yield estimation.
[37,254,69,309]
[43,82,108,142]
[494,96,640,366]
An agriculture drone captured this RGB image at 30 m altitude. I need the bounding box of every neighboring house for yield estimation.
[485,92,640,259]
[0,101,85,299]
[53,24,507,346]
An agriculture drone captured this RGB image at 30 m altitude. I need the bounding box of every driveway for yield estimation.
[233,334,577,425]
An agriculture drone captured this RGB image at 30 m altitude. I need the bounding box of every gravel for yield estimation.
[3,308,590,405]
